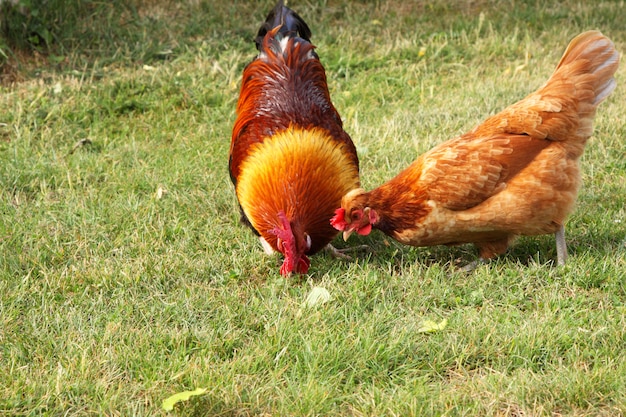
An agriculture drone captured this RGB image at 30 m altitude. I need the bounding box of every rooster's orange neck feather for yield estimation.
[236,126,360,254]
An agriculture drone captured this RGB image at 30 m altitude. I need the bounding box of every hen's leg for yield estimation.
[555,224,568,266]
[461,237,512,272]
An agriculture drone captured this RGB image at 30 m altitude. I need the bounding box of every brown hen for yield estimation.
[332,31,619,268]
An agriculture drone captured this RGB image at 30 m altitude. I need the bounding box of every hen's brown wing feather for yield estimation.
[416,133,550,211]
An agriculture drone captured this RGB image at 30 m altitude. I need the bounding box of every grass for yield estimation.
[1,0,625,415]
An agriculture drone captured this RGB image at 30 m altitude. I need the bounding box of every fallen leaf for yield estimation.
[304,286,331,308]
[417,318,448,333]
[68,138,92,155]
[162,388,207,411]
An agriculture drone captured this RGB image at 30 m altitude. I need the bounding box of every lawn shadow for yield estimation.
[326,224,626,274]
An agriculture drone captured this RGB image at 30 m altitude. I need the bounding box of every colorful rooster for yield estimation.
[229,1,360,275]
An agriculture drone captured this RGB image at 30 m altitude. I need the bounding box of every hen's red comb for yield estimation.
[330,208,347,231]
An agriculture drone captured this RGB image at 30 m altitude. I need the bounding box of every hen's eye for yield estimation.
[351,211,361,221]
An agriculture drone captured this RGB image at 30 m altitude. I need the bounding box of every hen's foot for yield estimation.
[458,258,487,273]
[325,243,370,260]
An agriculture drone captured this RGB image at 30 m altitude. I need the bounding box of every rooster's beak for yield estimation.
[342,229,353,241]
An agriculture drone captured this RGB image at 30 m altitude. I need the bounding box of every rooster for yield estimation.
[331,31,619,269]
[229,1,360,275]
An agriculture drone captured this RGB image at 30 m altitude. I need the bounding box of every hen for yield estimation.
[229,1,360,275]
[331,31,619,268]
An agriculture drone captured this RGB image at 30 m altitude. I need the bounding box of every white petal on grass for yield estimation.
[162,388,207,411]
[304,286,331,308]
[417,318,448,333]
[156,185,167,199]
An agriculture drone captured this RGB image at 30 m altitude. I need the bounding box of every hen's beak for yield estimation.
[342,229,353,241]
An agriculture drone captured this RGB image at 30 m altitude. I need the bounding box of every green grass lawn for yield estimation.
[1,1,625,415]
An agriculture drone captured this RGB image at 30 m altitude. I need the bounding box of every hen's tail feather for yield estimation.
[483,31,620,143]
[255,0,312,50]
[549,30,619,107]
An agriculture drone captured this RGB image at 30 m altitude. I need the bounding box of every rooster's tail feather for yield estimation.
[255,0,312,51]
